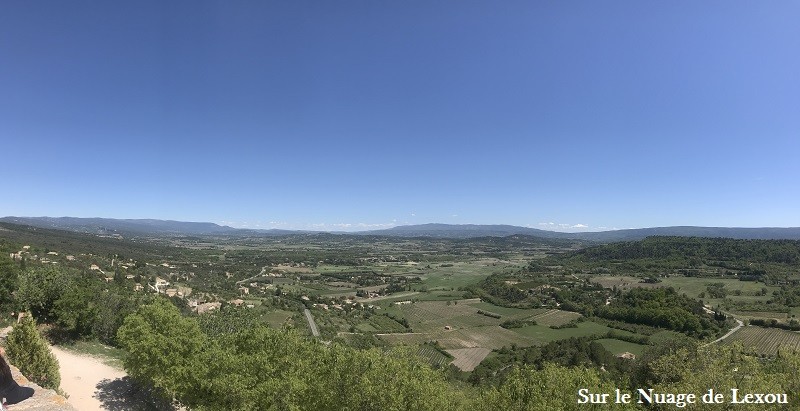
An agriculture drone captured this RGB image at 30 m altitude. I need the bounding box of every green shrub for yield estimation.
[6,316,61,390]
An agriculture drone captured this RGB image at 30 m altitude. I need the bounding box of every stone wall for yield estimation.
[4,362,76,411]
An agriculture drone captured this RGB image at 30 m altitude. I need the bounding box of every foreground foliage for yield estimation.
[118,300,800,410]
[118,300,460,410]
[6,316,61,391]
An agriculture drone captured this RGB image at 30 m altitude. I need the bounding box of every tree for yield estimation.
[16,266,71,322]
[0,259,19,310]
[476,363,635,410]
[6,316,61,391]
[645,343,792,410]
[117,299,210,404]
[53,286,96,337]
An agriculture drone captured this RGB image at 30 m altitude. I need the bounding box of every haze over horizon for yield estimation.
[2,2,798,231]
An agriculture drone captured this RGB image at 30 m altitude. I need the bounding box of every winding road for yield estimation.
[701,306,745,346]
[708,318,745,345]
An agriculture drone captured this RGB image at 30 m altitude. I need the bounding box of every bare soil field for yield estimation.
[447,347,492,371]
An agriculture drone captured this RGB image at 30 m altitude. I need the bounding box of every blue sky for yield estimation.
[1,1,798,231]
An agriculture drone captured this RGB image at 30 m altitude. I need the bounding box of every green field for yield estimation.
[262,310,296,328]
[377,299,594,352]
[530,310,582,327]
[391,300,501,332]
[595,338,647,357]
[379,325,534,350]
[511,321,611,344]
[417,260,503,290]
[368,315,408,333]
[467,301,547,320]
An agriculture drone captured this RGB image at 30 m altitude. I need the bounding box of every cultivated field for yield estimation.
[447,347,493,371]
[389,300,499,332]
[722,326,800,356]
[417,345,452,368]
[511,321,611,344]
[531,309,581,327]
[595,338,647,357]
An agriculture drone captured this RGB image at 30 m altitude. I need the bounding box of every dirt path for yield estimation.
[50,346,127,410]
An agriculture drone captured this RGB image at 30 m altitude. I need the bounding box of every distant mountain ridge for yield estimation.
[363,223,800,241]
[0,216,239,236]
[358,223,567,239]
[2,217,800,241]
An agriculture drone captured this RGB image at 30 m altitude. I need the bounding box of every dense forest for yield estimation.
[573,237,800,265]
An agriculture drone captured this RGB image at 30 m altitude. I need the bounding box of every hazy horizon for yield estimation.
[5,215,800,234]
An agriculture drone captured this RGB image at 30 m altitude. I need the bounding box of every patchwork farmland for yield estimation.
[376,299,592,369]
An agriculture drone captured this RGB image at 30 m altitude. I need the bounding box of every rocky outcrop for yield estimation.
[4,362,76,411]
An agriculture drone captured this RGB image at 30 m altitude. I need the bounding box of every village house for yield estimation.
[616,352,636,360]
[196,302,221,314]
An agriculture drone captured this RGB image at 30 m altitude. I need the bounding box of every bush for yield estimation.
[500,319,537,329]
[6,316,61,390]
[477,310,502,319]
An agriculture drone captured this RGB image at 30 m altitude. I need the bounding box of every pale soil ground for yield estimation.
[50,345,174,411]
[50,346,126,411]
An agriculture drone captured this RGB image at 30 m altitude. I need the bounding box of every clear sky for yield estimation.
[1,1,798,232]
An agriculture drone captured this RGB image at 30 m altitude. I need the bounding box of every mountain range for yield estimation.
[2,216,800,242]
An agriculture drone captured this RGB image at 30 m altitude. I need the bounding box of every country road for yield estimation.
[708,318,745,345]
[236,266,268,285]
[304,309,320,337]
[701,306,744,346]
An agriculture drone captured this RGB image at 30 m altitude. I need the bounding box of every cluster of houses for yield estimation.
[305,295,376,311]
[9,247,264,317]
[9,245,76,266]
[187,298,255,314]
